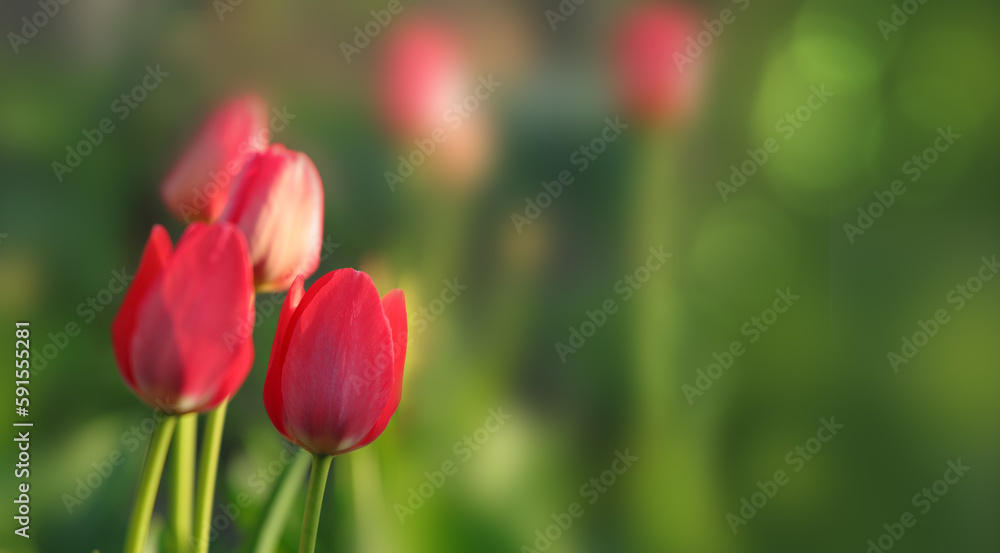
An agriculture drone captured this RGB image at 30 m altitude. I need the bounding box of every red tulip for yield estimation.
[161,94,270,223]
[219,144,324,293]
[378,18,466,138]
[112,223,256,414]
[264,270,407,455]
[613,4,704,125]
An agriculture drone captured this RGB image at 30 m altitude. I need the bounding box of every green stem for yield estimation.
[193,401,229,553]
[123,413,178,553]
[249,449,312,553]
[299,454,333,553]
[170,413,197,553]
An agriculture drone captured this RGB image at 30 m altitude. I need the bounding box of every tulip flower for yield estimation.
[113,223,254,553]
[218,144,324,293]
[613,7,710,548]
[112,223,256,414]
[263,269,405,553]
[161,94,270,223]
[378,18,466,139]
[613,4,703,125]
[264,269,407,455]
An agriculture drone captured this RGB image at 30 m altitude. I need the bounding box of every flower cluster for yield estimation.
[111,94,408,553]
[115,93,408,441]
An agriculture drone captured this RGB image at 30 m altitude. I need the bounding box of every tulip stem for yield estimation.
[250,448,312,553]
[193,401,229,553]
[299,454,333,553]
[169,413,197,553]
[123,412,177,553]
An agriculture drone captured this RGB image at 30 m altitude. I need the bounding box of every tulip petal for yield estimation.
[381,289,408,404]
[111,225,173,391]
[130,223,255,413]
[278,269,394,454]
[271,275,306,368]
[264,275,306,440]
[350,289,407,451]
[161,95,269,222]
[202,321,256,410]
[221,145,325,292]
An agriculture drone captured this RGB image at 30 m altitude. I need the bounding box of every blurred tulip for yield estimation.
[614,4,704,125]
[264,270,407,456]
[378,18,466,138]
[219,144,324,293]
[161,94,270,222]
[112,223,256,414]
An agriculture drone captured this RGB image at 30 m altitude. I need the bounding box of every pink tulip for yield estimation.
[378,18,466,138]
[614,4,704,125]
[161,94,270,222]
[264,270,407,455]
[218,144,324,293]
[112,223,256,414]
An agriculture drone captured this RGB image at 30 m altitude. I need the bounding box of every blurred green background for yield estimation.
[2,0,999,552]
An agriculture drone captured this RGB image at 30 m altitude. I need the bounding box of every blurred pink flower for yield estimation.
[161,94,270,222]
[614,4,704,125]
[378,18,467,139]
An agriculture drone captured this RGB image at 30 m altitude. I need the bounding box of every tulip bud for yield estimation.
[218,144,325,293]
[112,223,256,414]
[264,271,407,455]
[613,4,704,126]
[161,94,270,223]
[378,18,466,139]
